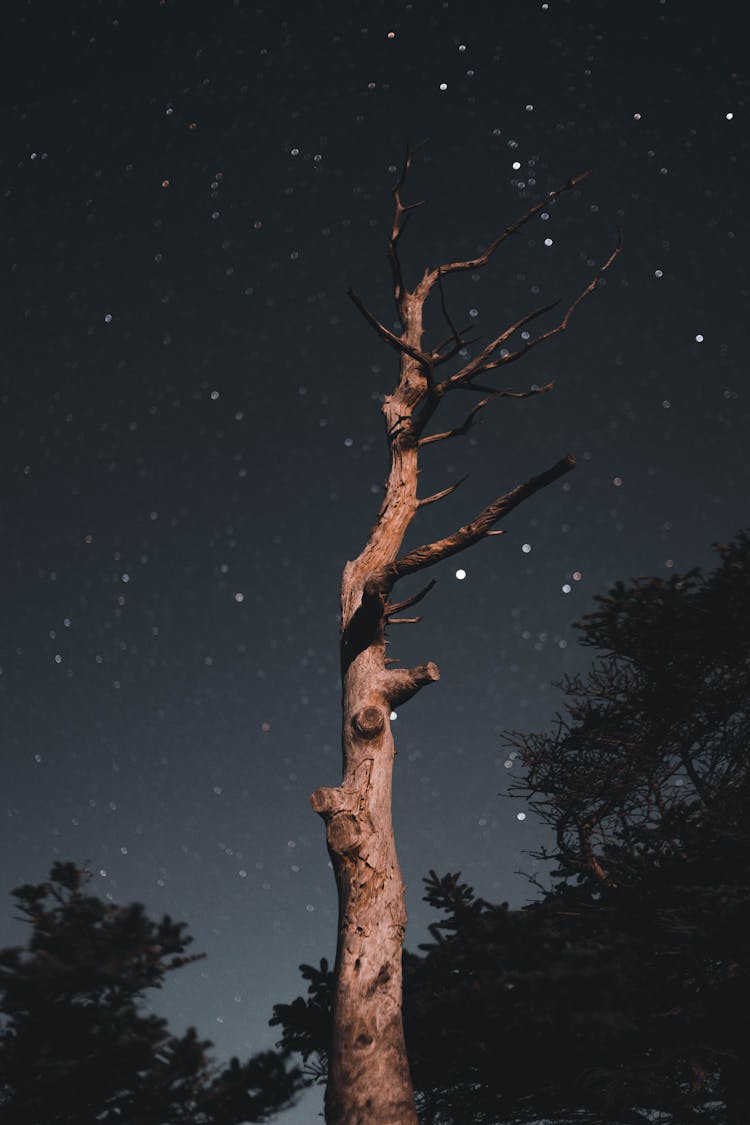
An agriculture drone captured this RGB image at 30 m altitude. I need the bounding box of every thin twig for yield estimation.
[418,474,469,508]
[385,579,438,617]
[388,141,428,317]
[347,288,427,363]
[415,171,592,300]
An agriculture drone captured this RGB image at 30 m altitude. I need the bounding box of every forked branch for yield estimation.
[430,323,478,367]
[347,288,428,364]
[440,301,559,391]
[447,238,622,383]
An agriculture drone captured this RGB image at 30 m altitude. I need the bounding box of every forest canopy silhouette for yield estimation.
[273,530,750,1125]
[0,862,302,1124]
[2,531,747,1124]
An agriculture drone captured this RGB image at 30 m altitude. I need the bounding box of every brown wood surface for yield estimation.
[311,147,619,1123]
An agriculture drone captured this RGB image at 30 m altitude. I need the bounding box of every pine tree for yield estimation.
[0,862,302,1124]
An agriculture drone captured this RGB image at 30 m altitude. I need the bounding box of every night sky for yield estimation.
[2,2,748,1120]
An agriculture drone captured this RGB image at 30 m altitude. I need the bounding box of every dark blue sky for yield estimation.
[2,2,748,1119]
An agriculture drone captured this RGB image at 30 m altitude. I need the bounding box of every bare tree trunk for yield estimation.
[311,147,619,1124]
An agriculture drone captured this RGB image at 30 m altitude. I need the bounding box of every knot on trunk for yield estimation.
[310,786,348,817]
[310,769,371,855]
[327,813,361,857]
[310,789,363,857]
[353,1025,375,1051]
[310,761,372,826]
[367,962,392,995]
[352,706,385,740]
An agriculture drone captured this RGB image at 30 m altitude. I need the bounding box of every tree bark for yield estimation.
[311,372,433,1125]
[310,148,619,1123]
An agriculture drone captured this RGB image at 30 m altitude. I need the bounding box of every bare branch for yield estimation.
[416,171,592,299]
[455,380,554,396]
[430,266,467,358]
[347,288,427,364]
[441,301,560,391]
[418,383,554,446]
[387,617,423,625]
[384,661,441,708]
[385,578,437,617]
[388,142,428,318]
[437,268,460,337]
[417,473,468,508]
[431,325,477,367]
[467,237,623,376]
[417,395,491,446]
[382,454,576,582]
[537,234,622,337]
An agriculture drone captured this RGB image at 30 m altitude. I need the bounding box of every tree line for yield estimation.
[2,531,748,1123]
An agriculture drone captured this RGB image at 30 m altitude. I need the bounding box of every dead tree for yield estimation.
[310,148,620,1125]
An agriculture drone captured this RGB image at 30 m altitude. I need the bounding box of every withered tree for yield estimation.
[310,148,619,1124]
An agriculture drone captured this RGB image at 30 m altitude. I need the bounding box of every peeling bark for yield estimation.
[310,146,619,1123]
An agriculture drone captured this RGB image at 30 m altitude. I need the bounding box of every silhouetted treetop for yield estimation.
[0,863,302,1124]
[507,530,750,890]
[273,530,750,1124]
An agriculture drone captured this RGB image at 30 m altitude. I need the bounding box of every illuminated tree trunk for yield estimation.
[311,147,619,1124]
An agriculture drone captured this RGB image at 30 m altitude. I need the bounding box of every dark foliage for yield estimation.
[272,531,750,1124]
[508,530,750,891]
[0,862,302,1124]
